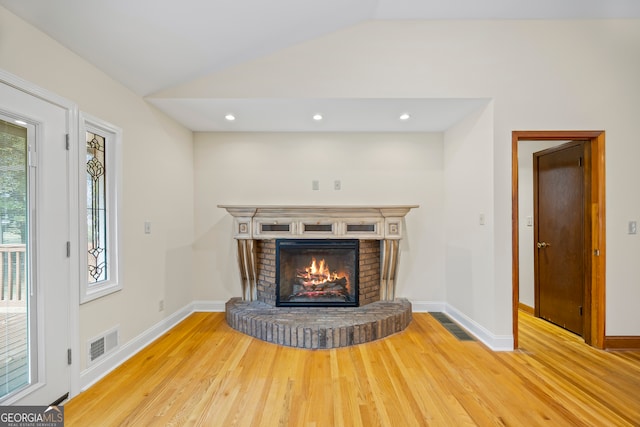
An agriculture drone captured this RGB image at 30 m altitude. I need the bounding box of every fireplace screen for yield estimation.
[276,239,359,307]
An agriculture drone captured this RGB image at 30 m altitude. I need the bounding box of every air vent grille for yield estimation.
[89,338,105,362]
[88,327,119,365]
[430,312,475,341]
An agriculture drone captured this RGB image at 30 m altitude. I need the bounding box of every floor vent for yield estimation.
[430,313,475,341]
[88,327,119,365]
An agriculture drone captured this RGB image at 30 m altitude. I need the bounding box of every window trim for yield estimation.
[79,113,122,303]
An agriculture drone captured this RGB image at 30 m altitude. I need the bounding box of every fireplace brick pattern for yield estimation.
[256,240,276,305]
[256,239,380,306]
[358,240,381,306]
[230,239,411,349]
[226,297,412,349]
[221,205,417,348]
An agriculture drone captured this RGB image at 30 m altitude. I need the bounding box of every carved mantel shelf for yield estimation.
[218,205,419,302]
[218,205,418,240]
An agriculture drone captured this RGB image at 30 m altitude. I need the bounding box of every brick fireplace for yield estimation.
[219,205,418,349]
[257,239,380,307]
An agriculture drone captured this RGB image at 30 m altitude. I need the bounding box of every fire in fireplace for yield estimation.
[276,239,359,307]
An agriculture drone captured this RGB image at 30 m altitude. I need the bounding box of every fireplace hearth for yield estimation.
[218,205,418,348]
[277,239,358,307]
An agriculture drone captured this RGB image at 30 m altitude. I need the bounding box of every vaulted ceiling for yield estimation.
[2,0,639,131]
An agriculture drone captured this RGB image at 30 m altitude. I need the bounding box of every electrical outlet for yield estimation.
[629,221,637,235]
[334,180,341,190]
[144,221,151,234]
[159,300,164,312]
[312,180,319,191]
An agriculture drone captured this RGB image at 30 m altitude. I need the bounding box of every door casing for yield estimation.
[0,69,81,402]
[512,131,606,349]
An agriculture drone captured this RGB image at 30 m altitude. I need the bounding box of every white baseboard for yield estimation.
[191,300,226,312]
[444,304,514,351]
[410,300,446,313]
[78,300,226,392]
[409,300,514,351]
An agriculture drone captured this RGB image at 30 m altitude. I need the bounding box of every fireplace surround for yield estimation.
[219,205,418,348]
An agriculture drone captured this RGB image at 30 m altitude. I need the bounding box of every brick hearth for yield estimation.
[226,298,412,349]
[226,239,412,348]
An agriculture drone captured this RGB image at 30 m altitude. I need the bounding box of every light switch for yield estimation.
[144,221,151,234]
[629,221,637,235]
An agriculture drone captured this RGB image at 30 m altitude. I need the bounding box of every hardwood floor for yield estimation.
[65,311,640,426]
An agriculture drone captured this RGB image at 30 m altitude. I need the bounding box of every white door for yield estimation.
[0,80,71,404]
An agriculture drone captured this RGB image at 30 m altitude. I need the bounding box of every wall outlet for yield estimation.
[312,180,319,191]
[159,299,164,311]
[334,180,341,190]
[144,221,151,234]
[629,221,637,235]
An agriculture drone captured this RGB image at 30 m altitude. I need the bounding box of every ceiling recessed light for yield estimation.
[225,114,236,121]
[313,114,323,121]
[399,113,411,121]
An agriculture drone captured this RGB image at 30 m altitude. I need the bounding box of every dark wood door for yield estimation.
[534,141,586,335]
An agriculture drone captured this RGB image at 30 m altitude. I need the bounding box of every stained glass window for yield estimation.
[86,131,107,283]
[81,114,121,303]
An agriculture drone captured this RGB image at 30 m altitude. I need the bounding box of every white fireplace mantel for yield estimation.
[218,205,419,240]
[219,205,419,302]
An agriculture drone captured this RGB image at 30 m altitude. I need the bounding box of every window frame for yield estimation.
[79,113,122,303]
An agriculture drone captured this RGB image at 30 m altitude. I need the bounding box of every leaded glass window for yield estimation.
[80,113,121,303]
[86,131,107,283]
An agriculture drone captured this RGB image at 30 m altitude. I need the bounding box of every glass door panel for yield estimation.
[0,117,30,399]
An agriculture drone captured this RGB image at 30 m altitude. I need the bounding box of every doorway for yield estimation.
[0,78,75,404]
[512,131,605,349]
[534,141,588,336]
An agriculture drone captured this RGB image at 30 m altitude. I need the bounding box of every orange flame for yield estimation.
[301,258,341,284]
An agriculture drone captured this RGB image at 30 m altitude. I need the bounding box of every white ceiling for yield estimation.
[2,0,639,132]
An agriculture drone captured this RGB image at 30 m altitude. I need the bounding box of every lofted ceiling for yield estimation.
[2,0,639,132]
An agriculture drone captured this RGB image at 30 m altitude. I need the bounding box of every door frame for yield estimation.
[0,69,81,401]
[512,130,605,349]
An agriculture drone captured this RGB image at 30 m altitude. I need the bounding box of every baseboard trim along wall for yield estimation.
[518,302,534,315]
[79,301,226,391]
[604,336,640,350]
[443,304,514,351]
[411,301,446,313]
[79,299,513,391]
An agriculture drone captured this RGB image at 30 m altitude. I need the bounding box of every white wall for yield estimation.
[443,103,497,331]
[174,19,640,337]
[193,132,445,303]
[0,7,195,370]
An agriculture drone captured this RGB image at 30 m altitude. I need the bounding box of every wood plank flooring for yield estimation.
[64,311,640,426]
